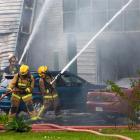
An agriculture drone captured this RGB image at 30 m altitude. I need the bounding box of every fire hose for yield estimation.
[32,123,133,140]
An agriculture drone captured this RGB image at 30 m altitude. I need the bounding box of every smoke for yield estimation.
[96,32,140,82]
[95,0,140,82]
[25,0,67,71]
[21,0,140,83]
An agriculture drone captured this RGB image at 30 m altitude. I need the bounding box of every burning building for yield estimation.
[1,0,140,84]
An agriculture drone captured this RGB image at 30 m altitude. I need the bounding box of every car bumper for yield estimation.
[86,101,126,114]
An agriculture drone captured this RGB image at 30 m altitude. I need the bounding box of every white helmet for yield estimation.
[8,53,16,61]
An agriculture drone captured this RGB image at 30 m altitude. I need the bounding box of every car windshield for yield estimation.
[0,79,11,88]
[0,75,13,88]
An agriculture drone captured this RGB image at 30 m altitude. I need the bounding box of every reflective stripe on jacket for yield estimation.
[17,83,27,89]
[8,73,34,92]
[44,94,58,99]
[12,93,32,100]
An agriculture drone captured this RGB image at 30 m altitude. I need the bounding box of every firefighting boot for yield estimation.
[31,105,45,121]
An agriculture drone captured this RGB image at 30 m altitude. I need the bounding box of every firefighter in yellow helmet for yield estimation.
[7,64,35,120]
[33,66,60,120]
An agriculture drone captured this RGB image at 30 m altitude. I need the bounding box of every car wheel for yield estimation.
[33,99,43,115]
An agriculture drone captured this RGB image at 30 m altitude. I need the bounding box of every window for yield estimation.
[124,10,140,31]
[78,0,91,9]
[92,0,108,12]
[67,34,77,73]
[63,0,77,12]
[21,9,33,33]
[108,0,123,11]
[63,12,76,32]
[24,0,34,8]
[77,12,93,32]
[57,74,84,87]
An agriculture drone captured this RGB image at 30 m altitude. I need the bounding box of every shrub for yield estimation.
[5,116,31,132]
[0,112,8,124]
[107,79,140,129]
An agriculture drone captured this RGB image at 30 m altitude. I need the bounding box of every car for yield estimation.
[0,71,106,113]
[86,77,140,118]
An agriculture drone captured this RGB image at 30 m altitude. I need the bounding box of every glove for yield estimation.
[46,89,49,93]
[25,88,31,93]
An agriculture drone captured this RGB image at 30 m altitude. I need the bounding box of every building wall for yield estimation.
[0,0,23,70]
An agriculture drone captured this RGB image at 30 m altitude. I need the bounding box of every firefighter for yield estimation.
[7,64,35,121]
[4,54,19,75]
[32,66,60,120]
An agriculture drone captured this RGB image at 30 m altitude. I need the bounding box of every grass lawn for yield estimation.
[0,131,118,140]
[101,128,140,140]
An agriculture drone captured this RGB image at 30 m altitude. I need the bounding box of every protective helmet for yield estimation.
[38,66,48,77]
[44,66,48,71]
[8,53,16,61]
[19,64,29,75]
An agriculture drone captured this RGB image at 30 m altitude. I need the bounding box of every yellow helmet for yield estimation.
[38,66,48,77]
[44,66,48,71]
[19,64,29,75]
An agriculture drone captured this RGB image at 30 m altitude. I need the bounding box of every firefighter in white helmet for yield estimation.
[4,54,19,75]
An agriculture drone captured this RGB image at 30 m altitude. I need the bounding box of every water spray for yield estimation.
[51,0,133,84]
[18,0,53,64]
